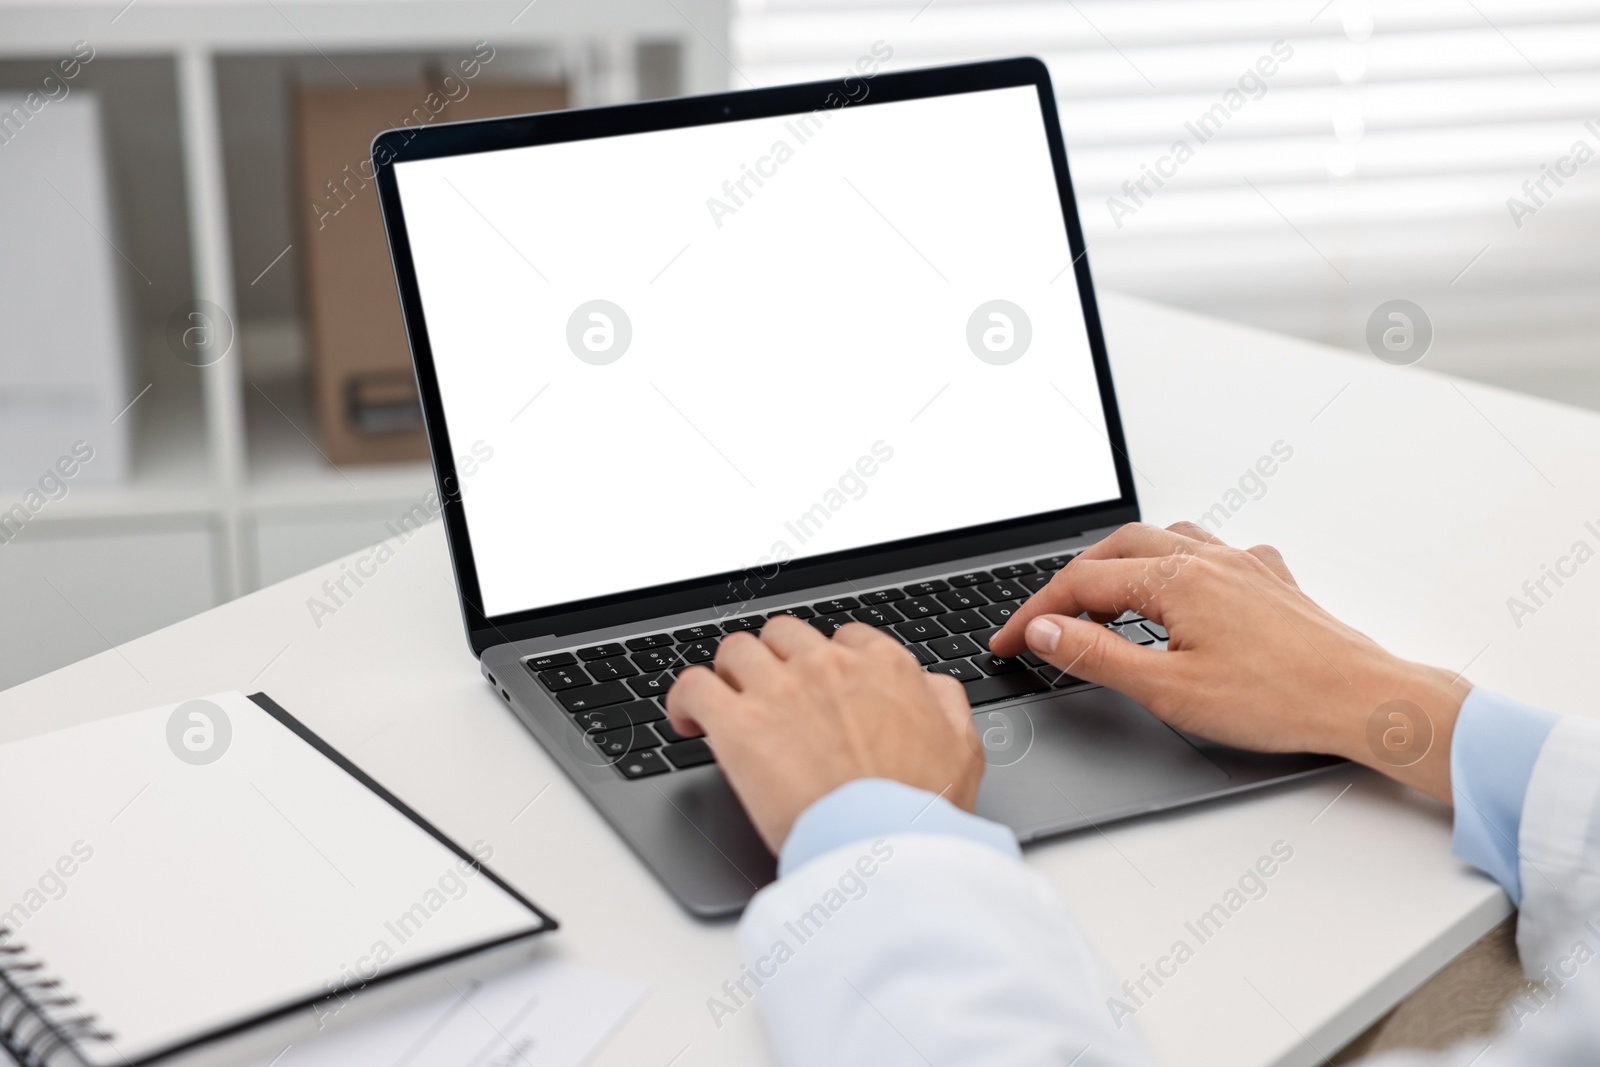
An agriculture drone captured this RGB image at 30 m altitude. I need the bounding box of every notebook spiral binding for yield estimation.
[0,924,113,1067]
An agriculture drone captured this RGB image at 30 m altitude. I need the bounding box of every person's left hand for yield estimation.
[665,615,984,854]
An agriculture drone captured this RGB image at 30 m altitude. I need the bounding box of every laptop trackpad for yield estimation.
[974,686,1230,839]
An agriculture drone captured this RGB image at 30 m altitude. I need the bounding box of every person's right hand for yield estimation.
[989,522,1469,802]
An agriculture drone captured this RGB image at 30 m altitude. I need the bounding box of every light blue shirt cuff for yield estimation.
[1450,687,1560,904]
[778,778,1021,877]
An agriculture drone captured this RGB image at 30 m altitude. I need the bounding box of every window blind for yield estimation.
[733,0,1600,396]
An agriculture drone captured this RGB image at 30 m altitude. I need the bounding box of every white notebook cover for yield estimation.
[0,692,553,1066]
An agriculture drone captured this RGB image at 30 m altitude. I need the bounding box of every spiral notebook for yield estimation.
[0,692,555,1067]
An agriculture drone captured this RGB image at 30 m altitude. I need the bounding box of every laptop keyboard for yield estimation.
[522,553,1169,780]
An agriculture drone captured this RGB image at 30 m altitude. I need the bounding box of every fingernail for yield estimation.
[1026,617,1061,654]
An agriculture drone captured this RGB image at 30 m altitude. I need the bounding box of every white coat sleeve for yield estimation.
[731,781,1155,1067]
[1359,713,1600,1067]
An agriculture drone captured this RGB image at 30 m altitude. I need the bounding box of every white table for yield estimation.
[6,292,1595,1067]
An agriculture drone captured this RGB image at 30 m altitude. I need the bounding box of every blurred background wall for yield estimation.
[2,0,1596,690]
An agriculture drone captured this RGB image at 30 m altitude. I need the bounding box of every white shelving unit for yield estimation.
[0,0,731,689]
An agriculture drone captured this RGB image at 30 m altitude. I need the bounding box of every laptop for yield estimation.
[372,57,1339,918]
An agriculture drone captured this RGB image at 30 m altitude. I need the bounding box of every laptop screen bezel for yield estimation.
[372,56,1140,654]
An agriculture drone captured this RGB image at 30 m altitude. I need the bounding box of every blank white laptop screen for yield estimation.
[393,84,1120,618]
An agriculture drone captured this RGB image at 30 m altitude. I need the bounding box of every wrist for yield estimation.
[778,779,1019,877]
[1335,653,1467,803]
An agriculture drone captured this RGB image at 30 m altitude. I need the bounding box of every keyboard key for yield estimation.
[673,624,720,642]
[526,651,575,671]
[809,613,853,636]
[970,626,1002,649]
[1020,651,1044,668]
[628,672,674,697]
[655,718,701,742]
[720,615,765,633]
[901,579,949,596]
[977,579,1027,602]
[577,643,625,661]
[624,634,674,651]
[1142,621,1169,641]
[937,588,987,611]
[927,659,983,682]
[586,656,639,681]
[536,665,590,691]
[631,648,682,673]
[974,653,1025,676]
[860,588,905,604]
[574,699,664,731]
[948,571,992,588]
[767,606,816,621]
[616,750,670,779]
[905,643,937,666]
[1020,573,1052,593]
[938,610,988,633]
[962,671,1049,705]
[894,618,947,643]
[678,638,719,663]
[663,738,716,769]
[851,605,904,627]
[928,634,980,660]
[573,707,627,733]
[899,596,944,619]
[590,725,659,758]
[558,680,635,712]
[1039,666,1090,688]
[979,601,1021,626]
[813,596,860,614]
[1112,623,1157,645]
[991,563,1037,578]
[1034,554,1075,571]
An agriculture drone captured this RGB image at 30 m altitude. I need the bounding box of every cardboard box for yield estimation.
[295,80,566,465]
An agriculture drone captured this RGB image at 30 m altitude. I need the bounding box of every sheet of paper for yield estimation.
[241,958,647,1067]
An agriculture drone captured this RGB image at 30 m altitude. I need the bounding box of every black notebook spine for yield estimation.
[0,924,111,1067]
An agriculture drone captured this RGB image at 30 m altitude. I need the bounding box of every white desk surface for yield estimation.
[6,292,1598,1067]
